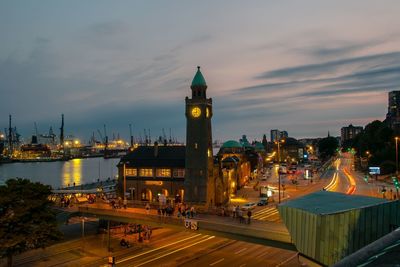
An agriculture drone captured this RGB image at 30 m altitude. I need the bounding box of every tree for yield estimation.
[318,136,339,160]
[0,178,62,267]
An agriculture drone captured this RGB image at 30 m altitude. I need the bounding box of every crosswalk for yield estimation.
[252,207,281,222]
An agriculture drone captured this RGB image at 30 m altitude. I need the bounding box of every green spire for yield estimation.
[191,66,207,87]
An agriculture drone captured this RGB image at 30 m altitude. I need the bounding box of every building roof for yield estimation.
[119,145,185,168]
[221,140,242,148]
[280,191,389,215]
[191,66,207,87]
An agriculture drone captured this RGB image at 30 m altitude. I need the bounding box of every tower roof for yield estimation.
[191,66,207,87]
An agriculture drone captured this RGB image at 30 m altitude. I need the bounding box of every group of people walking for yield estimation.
[231,205,252,224]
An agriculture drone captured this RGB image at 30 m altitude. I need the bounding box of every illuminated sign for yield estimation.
[145,181,163,186]
[369,167,380,175]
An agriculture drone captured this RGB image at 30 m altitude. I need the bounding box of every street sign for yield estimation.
[369,167,380,175]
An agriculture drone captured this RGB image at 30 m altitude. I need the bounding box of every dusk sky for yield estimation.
[1,1,400,143]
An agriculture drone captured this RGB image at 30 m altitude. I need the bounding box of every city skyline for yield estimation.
[1,1,400,142]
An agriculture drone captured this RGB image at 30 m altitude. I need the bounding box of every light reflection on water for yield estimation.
[62,158,82,187]
[0,158,120,188]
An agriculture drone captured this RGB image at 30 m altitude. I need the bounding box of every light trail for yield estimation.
[134,235,216,267]
[325,172,339,191]
[209,258,225,266]
[343,168,356,195]
[116,233,203,264]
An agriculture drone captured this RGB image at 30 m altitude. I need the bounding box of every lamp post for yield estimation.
[396,137,399,176]
[123,163,127,203]
[275,139,285,203]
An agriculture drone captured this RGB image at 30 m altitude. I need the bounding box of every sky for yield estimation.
[1,1,400,143]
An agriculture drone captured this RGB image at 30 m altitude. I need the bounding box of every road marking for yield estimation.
[209,258,225,266]
[239,264,246,267]
[116,233,203,264]
[235,247,247,254]
[275,253,298,267]
[134,236,216,267]
[252,207,279,220]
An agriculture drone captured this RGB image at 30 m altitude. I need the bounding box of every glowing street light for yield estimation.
[275,139,285,204]
[396,137,399,175]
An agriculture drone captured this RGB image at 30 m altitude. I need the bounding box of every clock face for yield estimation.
[191,107,201,118]
[206,107,210,118]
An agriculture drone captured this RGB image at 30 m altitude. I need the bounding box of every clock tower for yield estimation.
[184,66,213,204]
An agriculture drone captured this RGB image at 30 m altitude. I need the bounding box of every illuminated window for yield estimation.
[173,169,185,178]
[139,168,153,177]
[156,168,171,177]
[125,168,137,176]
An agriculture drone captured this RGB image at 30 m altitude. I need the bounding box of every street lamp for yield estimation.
[396,137,399,176]
[123,163,127,204]
[366,151,370,171]
[275,139,285,203]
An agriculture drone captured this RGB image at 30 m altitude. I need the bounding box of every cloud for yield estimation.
[254,51,400,81]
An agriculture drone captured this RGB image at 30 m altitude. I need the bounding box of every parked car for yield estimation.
[257,198,269,206]
[240,202,257,210]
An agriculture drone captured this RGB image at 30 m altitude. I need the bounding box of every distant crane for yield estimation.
[60,114,64,147]
[103,124,108,149]
[144,129,148,145]
[8,115,12,153]
[129,124,133,147]
[162,128,167,145]
[97,129,104,143]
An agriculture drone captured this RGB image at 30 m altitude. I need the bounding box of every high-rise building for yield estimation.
[271,129,288,142]
[184,67,214,204]
[271,129,280,142]
[385,91,400,132]
[341,124,363,145]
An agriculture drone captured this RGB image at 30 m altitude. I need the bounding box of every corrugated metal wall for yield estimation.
[279,200,400,266]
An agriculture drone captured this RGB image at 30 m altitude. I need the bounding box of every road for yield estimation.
[85,228,300,267]
[324,153,397,199]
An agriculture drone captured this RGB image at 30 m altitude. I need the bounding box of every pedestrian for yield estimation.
[238,209,244,223]
[235,206,240,219]
[190,206,195,218]
[123,198,127,209]
[162,207,166,216]
[145,203,150,214]
[247,210,252,224]
[232,205,236,218]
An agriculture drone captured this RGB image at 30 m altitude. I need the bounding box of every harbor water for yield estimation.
[0,157,120,189]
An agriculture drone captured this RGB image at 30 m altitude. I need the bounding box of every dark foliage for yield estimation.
[0,178,62,266]
[318,136,339,160]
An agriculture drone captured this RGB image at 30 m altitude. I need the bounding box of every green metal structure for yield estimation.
[278,191,400,266]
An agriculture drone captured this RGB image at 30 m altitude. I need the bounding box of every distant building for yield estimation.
[341,124,363,145]
[385,91,400,132]
[270,129,288,142]
[280,131,288,139]
[270,129,280,143]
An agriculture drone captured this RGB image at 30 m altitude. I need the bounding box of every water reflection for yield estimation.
[62,158,82,187]
[0,158,119,188]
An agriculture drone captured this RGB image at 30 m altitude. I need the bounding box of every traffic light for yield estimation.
[393,177,400,189]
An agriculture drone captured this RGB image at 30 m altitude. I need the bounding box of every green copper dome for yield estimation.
[221,140,242,148]
[191,66,207,87]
